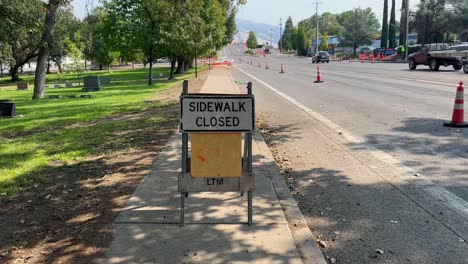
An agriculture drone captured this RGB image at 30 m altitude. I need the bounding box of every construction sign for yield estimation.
[178,81,256,226]
[180,95,255,132]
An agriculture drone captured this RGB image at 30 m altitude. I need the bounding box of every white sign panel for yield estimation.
[180,95,255,132]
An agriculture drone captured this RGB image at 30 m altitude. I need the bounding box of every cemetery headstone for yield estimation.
[80,94,93,99]
[83,76,102,92]
[66,82,73,88]
[16,82,29,90]
[0,102,16,118]
[54,84,61,89]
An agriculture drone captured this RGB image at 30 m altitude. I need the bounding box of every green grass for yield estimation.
[0,67,204,194]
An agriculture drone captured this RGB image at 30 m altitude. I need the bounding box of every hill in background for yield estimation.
[235,18,280,47]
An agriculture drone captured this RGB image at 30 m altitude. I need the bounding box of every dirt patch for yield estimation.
[0,72,207,264]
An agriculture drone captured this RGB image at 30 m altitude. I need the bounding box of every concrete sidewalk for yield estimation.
[101,67,326,264]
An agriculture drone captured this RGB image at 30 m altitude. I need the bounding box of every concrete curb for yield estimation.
[253,131,327,264]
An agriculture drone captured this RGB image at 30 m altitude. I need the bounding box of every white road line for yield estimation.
[234,65,468,221]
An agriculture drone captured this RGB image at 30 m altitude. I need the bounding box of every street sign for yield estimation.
[178,82,255,227]
[180,94,255,132]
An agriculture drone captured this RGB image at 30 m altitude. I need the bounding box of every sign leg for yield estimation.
[248,190,253,225]
[180,192,186,227]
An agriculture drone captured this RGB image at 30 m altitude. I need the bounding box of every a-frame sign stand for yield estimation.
[179,80,255,227]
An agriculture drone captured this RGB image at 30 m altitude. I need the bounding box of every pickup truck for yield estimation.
[408,43,463,71]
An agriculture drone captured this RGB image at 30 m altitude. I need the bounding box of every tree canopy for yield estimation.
[246,31,258,49]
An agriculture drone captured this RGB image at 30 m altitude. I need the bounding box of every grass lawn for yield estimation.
[0,66,203,195]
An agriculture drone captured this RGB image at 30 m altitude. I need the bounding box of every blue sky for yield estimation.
[72,0,420,25]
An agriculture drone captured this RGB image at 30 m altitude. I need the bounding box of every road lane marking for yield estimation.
[234,65,468,226]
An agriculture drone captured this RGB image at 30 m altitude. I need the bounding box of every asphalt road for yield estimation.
[224,46,468,263]
[227,46,468,200]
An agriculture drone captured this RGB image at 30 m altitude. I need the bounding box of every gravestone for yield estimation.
[66,82,73,88]
[54,84,61,89]
[82,76,102,92]
[16,82,29,90]
[0,102,16,118]
[80,94,93,99]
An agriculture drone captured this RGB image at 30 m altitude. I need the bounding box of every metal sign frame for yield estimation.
[180,94,255,133]
[179,80,255,227]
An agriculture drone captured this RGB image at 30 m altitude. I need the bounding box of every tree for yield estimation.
[34,0,71,100]
[246,31,258,49]
[340,8,380,55]
[381,0,389,48]
[320,32,329,51]
[0,42,12,76]
[0,0,44,82]
[49,7,81,73]
[295,27,308,56]
[414,0,449,44]
[446,0,467,40]
[298,13,344,42]
[389,0,397,48]
[280,17,294,51]
[290,27,298,51]
[399,0,407,45]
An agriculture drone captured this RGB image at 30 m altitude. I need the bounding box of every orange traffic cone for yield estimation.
[280,64,285,73]
[314,66,323,83]
[444,81,468,127]
[265,62,270,69]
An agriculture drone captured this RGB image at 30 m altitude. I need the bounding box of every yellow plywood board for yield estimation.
[191,133,242,178]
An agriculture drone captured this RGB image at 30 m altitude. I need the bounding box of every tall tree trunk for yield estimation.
[175,58,180,74]
[54,58,63,73]
[381,0,389,48]
[184,59,190,71]
[0,64,3,76]
[84,58,87,71]
[10,65,20,82]
[169,58,176,80]
[399,0,407,46]
[148,47,154,85]
[33,0,60,99]
[99,64,103,70]
[177,59,185,74]
[46,62,51,74]
[389,0,397,48]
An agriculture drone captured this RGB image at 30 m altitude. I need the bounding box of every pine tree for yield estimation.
[399,0,407,46]
[381,0,389,48]
[281,17,294,51]
[389,0,397,48]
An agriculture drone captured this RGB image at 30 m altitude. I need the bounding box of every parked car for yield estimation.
[408,43,462,71]
[312,51,330,63]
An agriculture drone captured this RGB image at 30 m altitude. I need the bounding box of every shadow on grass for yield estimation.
[0,102,180,263]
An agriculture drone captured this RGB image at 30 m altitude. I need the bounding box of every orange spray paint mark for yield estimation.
[198,155,206,163]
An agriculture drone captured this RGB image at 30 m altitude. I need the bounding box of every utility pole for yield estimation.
[313,2,322,55]
[404,0,410,60]
[279,18,283,53]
